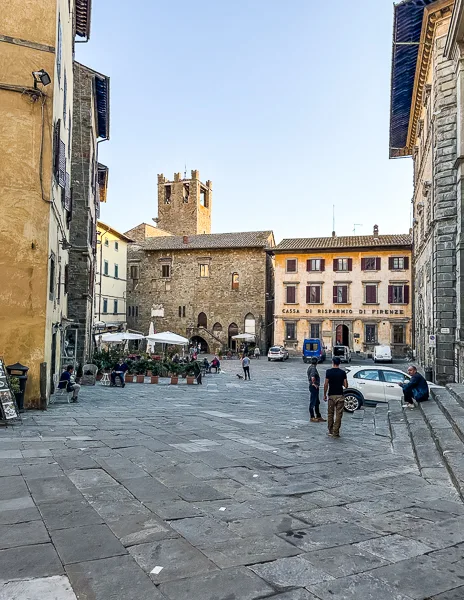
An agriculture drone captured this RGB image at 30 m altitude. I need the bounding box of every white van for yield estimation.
[373,345,392,363]
[332,345,351,363]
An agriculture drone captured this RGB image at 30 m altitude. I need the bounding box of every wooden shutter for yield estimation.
[287,259,296,272]
[66,188,73,224]
[58,141,66,188]
[64,264,69,294]
[366,285,376,304]
[404,256,409,269]
[315,286,321,303]
[53,119,61,178]
[388,257,394,270]
[376,257,381,270]
[333,259,338,271]
[342,286,348,303]
[306,259,312,272]
[320,259,325,272]
[348,258,353,271]
[361,258,366,270]
[333,286,338,303]
[286,286,295,303]
[404,285,410,304]
[388,285,393,303]
[306,286,311,303]
[64,172,71,210]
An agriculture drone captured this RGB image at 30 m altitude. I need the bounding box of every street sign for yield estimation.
[441,328,450,334]
[429,334,436,348]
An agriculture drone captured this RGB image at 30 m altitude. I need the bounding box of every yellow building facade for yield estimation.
[0,0,90,406]
[272,229,413,357]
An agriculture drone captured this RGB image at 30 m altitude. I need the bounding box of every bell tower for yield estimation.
[156,170,212,236]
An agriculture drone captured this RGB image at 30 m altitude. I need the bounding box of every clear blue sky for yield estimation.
[77,0,413,242]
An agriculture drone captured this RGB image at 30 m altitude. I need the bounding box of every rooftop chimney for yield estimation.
[183,235,189,244]
[332,231,336,238]
[373,224,379,238]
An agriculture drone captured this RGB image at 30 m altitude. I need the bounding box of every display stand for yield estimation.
[0,358,21,426]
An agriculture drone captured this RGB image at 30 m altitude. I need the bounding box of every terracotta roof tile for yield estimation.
[141,231,274,251]
[273,234,412,252]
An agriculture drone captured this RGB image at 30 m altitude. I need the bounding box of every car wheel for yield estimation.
[303,358,308,364]
[344,392,363,412]
[268,358,271,361]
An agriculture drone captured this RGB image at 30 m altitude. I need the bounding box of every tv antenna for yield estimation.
[353,223,363,235]
[184,163,187,179]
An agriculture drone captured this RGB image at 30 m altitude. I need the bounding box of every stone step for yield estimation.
[418,388,464,500]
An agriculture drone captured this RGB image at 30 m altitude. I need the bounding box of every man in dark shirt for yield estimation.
[111,358,128,387]
[307,358,325,423]
[399,366,429,408]
[323,357,348,437]
[58,365,80,402]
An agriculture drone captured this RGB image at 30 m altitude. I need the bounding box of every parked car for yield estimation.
[342,365,440,412]
[267,346,289,361]
[302,339,326,363]
[373,345,392,363]
[332,345,351,363]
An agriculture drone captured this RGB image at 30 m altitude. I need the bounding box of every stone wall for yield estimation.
[124,223,172,243]
[126,245,272,352]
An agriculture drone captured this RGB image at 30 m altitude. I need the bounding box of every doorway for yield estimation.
[191,335,209,353]
[335,324,349,347]
[228,323,239,350]
[50,331,57,393]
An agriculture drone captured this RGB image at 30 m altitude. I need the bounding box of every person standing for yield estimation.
[323,357,347,437]
[254,346,260,359]
[58,365,81,402]
[399,366,429,408]
[307,358,325,423]
[242,354,251,380]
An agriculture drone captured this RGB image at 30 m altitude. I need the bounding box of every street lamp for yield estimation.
[32,69,51,89]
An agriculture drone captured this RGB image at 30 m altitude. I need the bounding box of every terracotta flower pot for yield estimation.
[170,376,179,385]
[136,375,145,383]
[125,374,134,383]
[147,370,152,377]
[186,376,195,385]
[150,375,159,384]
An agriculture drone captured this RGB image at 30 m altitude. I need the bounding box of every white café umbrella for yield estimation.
[232,333,255,341]
[101,332,144,343]
[148,321,155,336]
[145,331,189,346]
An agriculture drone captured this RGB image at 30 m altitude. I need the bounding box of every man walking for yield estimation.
[242,354,251,380]
[399,366,429,408]
[323,357,347,437]
[307,357,325,423]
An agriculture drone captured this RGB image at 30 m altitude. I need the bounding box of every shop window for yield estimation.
[365,284,378,304]
[310,323,320,339]
[232,272,239,290]
[393,324,405,344]
[306,285,321,304]
[286,259,297,273]
[285,322,297,340]
[286,285,296,304]
[365,324,377,344]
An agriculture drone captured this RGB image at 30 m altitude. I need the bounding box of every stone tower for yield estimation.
[156,170,212,236]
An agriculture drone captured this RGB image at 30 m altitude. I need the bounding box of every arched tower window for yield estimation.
[244,313,256,335]
[232,272,239,291]
[197,312,207,328]
[213,322,222,333]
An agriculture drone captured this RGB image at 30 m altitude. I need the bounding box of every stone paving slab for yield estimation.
[302,543,390,578]
[0,543,64,582]
[50,523,127,565]
[0,520,50,550]
[309,572,414,600]
[250,555,333,587]
[0,575,78,600]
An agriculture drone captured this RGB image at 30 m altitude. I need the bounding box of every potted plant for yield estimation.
[167,361,180,385]
[9,376,21,406]
[149,360,161,384]
[185,364,195,385]
[125,358,135,383]
[134,358,148,383]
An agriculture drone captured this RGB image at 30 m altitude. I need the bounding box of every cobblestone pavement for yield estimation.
[1,359,464,600]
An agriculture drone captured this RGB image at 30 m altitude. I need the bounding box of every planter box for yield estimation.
[186,376,195,385]
[150,375,159,384]
[136,375,145,383]
[125,374,135,383]
[170,376,179,385]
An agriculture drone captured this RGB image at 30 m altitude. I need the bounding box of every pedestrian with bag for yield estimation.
[307,357,325,423]
[323,356,348,437]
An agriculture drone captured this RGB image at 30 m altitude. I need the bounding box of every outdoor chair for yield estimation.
[49,373,72,404]
[81,364,97,386]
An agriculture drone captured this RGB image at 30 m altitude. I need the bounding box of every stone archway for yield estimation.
[191,335,209,354]
[228,322,239,350]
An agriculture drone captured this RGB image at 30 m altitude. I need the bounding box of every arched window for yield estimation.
[197,312,207,328]
[244,313,256,335]
[232,272,239,291]
[213,322,222,333]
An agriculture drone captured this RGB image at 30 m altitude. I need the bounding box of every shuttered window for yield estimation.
[334,258,352,271]
[365,284,377,304]
[388,285,410,304]
[307,259,325,272]
[64,264,69,294]
[389,257,409,270]
[64,172,71,211]
[362,257,381,271]
[333,285,348,304]
[286,286,296,304]
[306,285,321,303]
[286,259,297,273]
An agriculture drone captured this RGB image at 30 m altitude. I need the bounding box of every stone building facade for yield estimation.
[67,63,109,367]
[126,170,274,352]
[0,0,91,406]
[390,0,464,383]
[272,229,413,356]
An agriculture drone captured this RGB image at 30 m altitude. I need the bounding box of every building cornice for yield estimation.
[406,0,453,153]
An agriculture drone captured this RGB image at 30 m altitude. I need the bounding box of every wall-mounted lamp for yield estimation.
[32,69,51,89]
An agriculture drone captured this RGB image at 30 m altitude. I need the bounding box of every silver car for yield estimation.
[267,346,289,361]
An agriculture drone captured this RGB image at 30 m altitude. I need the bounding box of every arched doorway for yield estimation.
[228,322,239,350]
[191,335,209,353]
[244,313,256,336]
[335,324,349,347]
[197,312,207,328]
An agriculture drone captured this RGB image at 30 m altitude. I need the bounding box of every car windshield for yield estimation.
[333,347,345,355]
[270,347,281,352]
